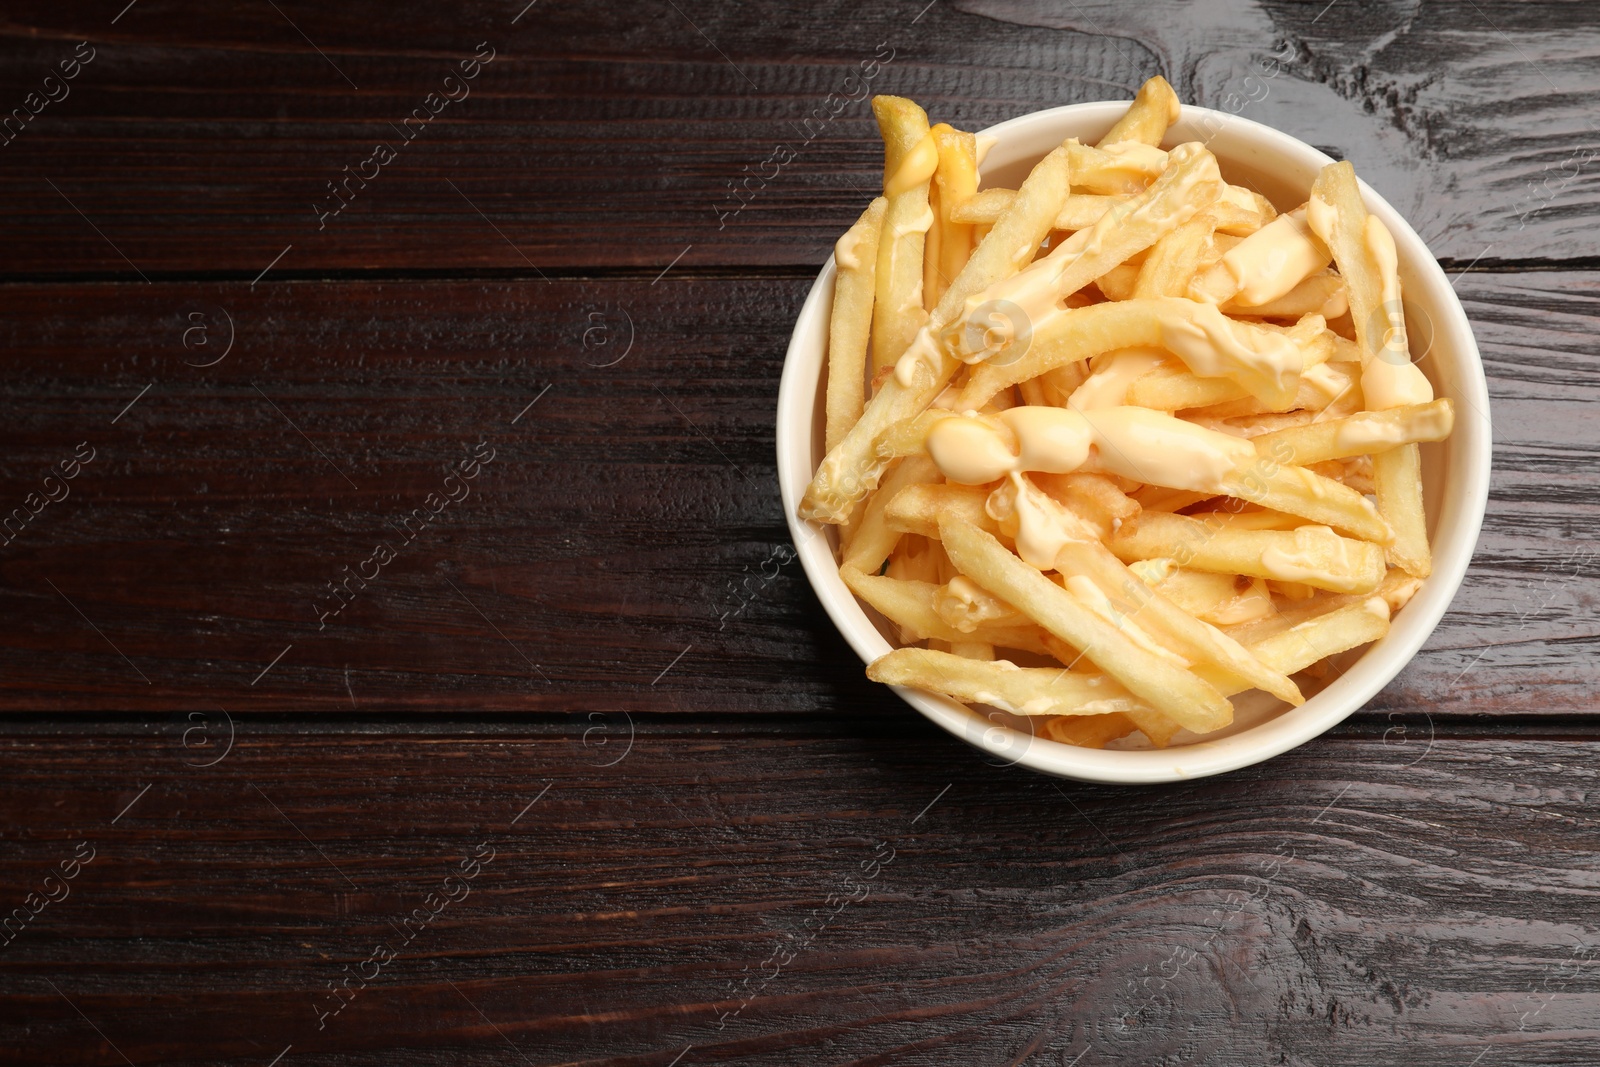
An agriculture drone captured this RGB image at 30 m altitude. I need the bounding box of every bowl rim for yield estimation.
[777,101,1493,784]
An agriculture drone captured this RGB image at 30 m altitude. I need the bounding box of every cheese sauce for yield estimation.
[1218,207,1331,306]
[1069,348,1170,410]
[1157,301,1302,403]
[925,404,1255,493]
[885,132,939,198]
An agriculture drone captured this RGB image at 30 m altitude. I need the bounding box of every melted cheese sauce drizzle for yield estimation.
[1259,525,1355,586]
[834,225,867,271]
[1157,301,1302,403]
[884,132,939,199]
[926,404,1256,494]
[1219,207,1331,306]
[1069,348,1169,410]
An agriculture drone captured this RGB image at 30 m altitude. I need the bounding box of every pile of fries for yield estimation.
[800,77,1454,749]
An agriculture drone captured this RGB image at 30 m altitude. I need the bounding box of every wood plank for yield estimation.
[0,1,1594,275]
[3,725,1600,1065]
[0,270,1594,712]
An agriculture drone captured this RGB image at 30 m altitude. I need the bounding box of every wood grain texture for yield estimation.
[0,0,1593,277]
[4,725,1600,1066]
[0,270,1593,712]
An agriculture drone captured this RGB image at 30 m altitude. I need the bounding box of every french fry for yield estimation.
[1126,314,1333,411]
[1308,161,1433,576]
[1110,511,1386,594]
[934,574,1033,632]
[1095,262,1140,301]
[952,144,1224,368]
[1243,596,1390,679]
[938,515,1234,733]
[932,124,980,302]
[884,482,1002,541]
[1133,215,1217,299]
[1222,462,1391,543]
[1135,564,1276,625]
[958,297,1312,410]
[1098,75,1182,147]
[950,189,1131,231]
[841,455,941,574]
[825,197,886,452]
[871,648,1181,747]
[870,97,936,378]
[1224,272,1347,320]
[874,409,960,460]
[1052,538,1303,704]
[1250,399,1455,467]
[800,141,1074,524]
[1308,163,1383,364]
[885,533,943,586]
[1067,141,1168,194]
[1042,713,1141,748]
[1132,484,1214,513]
[867,647,1148,716]
[1375,443,1431,576]
[843,567,1054,654]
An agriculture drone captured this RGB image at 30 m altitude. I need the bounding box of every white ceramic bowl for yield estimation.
[777,102,1492,784]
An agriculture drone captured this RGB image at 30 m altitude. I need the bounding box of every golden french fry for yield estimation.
[885,533,943,586]
[1378,567,1423,612]
[1133,563,1277,625]
[874,646,1182,748]
[958,297,1312,411]
[1307,163,1382,363]
[1042,712,1141,748]
[841,455,941,574]
[867,647,1147,716]
[950,189,1132,231]
[931,124,979,304]
[1242,596,1390,679]
[1095,262,1140,301]
[938,515,1233,732]
[1222,462,1391,543]
[1250,399,1454,467]
[1133,215,1217,299]
[825,197,887,452]
[1110,511,1386,594]
[1099,75,1182,147]
[873,409,960,461]
[1067,141,1168,194]
[952,144,1224,368]
[1131,484,1213,513]
[1053,538,1303,704]
[883,482,1003,544]
[1161,360,1353,418]
[1310,165,1435,578]
[1375,444,1431,577]
[1037,472,1140,539]
[843,567,1054,654]
[800,141,1074,524]
[871,96,936,378]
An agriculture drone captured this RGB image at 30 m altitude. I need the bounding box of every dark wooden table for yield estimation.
[2,2,1598,1064]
